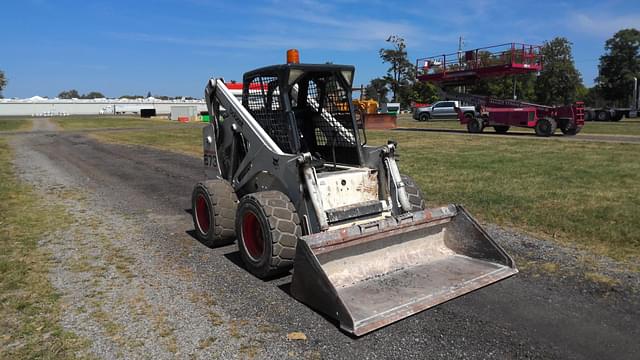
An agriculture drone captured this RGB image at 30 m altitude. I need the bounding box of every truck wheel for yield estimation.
[191,179,238,247]
[534,118,557,137]
[612,112,624,121]
[584,110,594,121]
[493,125,510,134]
[419,113,430,122]
[467,118,484,133]
[236,191,301,279]
[596,110,610,121]
[400,174,426,211]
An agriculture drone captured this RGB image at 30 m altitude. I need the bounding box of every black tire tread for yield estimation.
[192,179,238,247]
[237,191,301,278]
[467,118,484,133]
[535,117,557,137]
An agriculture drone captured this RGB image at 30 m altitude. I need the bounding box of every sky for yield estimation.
[1,0,639,98]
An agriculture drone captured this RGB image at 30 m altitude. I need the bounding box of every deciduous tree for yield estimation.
[534,37,583,105]
[58,89,80,99]
[364,78,389,103]
[596,28,640,107]
[379,35,415,104]
[0,70,7,98]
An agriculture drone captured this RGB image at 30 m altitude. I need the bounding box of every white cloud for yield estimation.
[570,12,640,38]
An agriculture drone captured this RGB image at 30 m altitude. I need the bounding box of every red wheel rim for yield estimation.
[195,194,210,234]
[242,211,264,260]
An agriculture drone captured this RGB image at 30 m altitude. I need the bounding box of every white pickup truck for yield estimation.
[412,100,476,121]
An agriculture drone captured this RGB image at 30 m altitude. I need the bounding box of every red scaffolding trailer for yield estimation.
[415,43,584,136]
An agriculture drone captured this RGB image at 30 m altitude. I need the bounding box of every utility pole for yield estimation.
[458,36,465,94]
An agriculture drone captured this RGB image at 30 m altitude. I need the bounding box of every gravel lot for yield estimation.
[8,127,640,359]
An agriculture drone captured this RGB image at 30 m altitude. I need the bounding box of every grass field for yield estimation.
[92,126,204,155]
[92,125,640,263]
[396,114,640,136]
[0,138,86,358]
[53,116,180,130]
[0,119,32,132]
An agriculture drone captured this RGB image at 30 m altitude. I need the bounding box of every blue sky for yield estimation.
[1,0,639,98]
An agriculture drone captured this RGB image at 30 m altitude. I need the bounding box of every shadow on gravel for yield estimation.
[277,282,356,338]
[223,252,292,281]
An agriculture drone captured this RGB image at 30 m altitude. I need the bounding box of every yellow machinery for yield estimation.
[353,99,379,114]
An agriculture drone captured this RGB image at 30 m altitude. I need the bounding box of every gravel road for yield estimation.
[8,130,640,359]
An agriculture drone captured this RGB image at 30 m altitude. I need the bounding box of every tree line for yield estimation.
[367,28,640,109]
[56,90,196,100]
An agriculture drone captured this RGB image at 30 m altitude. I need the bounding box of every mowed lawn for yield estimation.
[0,119,32,132]
[92,125,640,262]
[396,114,640,136]
[52,116,180,130]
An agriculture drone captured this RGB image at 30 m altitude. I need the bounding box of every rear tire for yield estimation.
[400,174,426,211]
[191,179,238,247]
[236,191,301,279]
[534,117,557,137]
[419,113,430,122]
[560,123,582,135]
[493,125,510,134]
[467,118,484,133]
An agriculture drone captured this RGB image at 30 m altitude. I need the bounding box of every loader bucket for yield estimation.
[290,205,517,336]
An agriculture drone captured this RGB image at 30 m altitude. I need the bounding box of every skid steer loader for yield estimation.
[191,50,517,336]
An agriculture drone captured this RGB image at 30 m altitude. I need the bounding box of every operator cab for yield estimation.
[242,62,362,167]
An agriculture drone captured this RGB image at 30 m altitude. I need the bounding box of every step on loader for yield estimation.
[191,50,517,336]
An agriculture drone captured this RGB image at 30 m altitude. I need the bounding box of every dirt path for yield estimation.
[395,127,640,144]
[30,117,60,132]
[9,132,640,359]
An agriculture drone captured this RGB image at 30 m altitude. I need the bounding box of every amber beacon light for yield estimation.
[286,49,300,64]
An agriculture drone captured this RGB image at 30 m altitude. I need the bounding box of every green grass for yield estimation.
[0,138,88,358]
[368,130,640,262]
[92,126,204,155]
[0,119,32,132]
[580,120,640,136]
[93,126,640,262]
[53,115,181,130]
[397,114,640,136]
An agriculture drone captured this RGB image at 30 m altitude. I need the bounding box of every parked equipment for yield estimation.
[191,50,517,336]
[416,43,584,136]
[448,91,584,136]
[584,77,640,121]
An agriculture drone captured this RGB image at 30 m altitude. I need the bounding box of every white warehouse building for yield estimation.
[0,96,207,117]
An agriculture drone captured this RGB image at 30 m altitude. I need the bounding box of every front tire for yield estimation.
[467,118,484,133]
[419,113,430,122]
[191,179,238,247]
[534,117,557,137]
[236,191,301,279]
